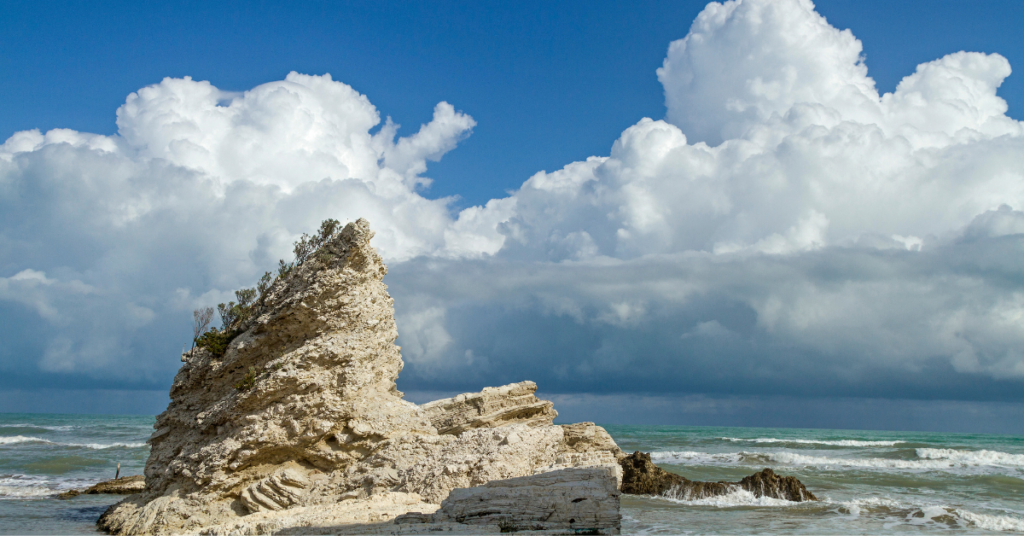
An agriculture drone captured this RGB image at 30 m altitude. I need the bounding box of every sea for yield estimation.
[1,414,1022,534]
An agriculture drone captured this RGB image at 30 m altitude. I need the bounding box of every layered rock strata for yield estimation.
[396,467,620,534]
[619,451,817,502]
[98,219,623,535]
[58,475,146,499]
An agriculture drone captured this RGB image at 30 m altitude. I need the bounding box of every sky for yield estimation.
[2,0,1024,434]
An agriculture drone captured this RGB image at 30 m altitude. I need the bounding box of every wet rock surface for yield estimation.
[619,451,817,502]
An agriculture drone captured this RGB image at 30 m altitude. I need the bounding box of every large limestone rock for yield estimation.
[98,219,622,535]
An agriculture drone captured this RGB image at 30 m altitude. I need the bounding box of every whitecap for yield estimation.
[0,435,51,445]
[0,424,75,431]
[957,509,1024,532]
[65,441,147,449]
[916,448,1024,468]
[719,437,903,447]
[650,448,1024,475]
[0,436,146,449]
[656,487,800,508]
[649,450,746,464]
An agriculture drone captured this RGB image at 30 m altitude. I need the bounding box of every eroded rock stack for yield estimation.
[98,219,623,536]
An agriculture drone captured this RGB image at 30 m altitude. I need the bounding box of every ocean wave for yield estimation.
[651,449,1024,473]
[0,436,146,449]
[0,424,75,431]
[0,475,82,500]
[0,435,48,445]
[916,448,1024,468]
[66,441,147,449]
[719,437,903,447]
[832,498,1024,532]
[657,487,800,508]
[649,450,745,465]
[957,509,1024,532]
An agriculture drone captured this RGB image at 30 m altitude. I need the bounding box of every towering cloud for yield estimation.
[2,0,1023,405]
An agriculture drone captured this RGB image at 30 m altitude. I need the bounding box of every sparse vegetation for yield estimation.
[234,366,259,391]
[192,307,214,351]
[195,328,235,357]
[191,218,346,357]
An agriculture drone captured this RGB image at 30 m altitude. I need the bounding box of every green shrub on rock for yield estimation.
[195,328,236,358]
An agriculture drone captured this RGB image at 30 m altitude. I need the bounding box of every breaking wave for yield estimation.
[657,487,800,508]
[0,475,87,500]
[832,497,1024,532]
[0,424,74,432]
[916,448,1024,468]
[719,437,903,447]
[651,448,1024,473]
[0,436,145,449]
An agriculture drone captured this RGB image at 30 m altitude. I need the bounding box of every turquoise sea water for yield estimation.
[1,414,1022,534]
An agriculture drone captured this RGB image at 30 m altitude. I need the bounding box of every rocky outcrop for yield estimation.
[58,475,146,499]
[619,451,817,502]
[417,381,557,435]
[396,467,620,534]
[98,219,622,535]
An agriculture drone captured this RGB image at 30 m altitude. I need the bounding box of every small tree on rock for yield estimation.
[192,307,214,351]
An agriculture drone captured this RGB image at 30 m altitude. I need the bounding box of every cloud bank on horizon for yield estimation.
[2,0,1023,401]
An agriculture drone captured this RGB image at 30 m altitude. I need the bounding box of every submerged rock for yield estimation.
[58,475,146,499]
[619,451,817,502]
[98,219,623,535]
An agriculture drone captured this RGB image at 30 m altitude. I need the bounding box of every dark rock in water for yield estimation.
[619,451,687,495]
[58,475,146,499]
[619,451,816,502]
[739,467,817,502]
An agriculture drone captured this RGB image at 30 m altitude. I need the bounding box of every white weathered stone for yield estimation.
[417,381,558,435]
[98,219,622,536]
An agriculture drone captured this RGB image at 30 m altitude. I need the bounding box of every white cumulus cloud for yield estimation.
[2,0,1024,403]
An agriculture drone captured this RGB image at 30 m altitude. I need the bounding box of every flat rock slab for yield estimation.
[59,475,145,499]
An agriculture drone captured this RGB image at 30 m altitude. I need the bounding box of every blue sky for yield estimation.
[3,0,1022,208]
[2,0,1024,433]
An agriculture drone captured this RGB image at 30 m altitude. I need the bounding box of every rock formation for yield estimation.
[58,475,146,499]
[619,451,817,502]
[396,467,620,534]
[98,219,623,535]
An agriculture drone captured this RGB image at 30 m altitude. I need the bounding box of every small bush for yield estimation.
[235,366,259,391]
[195,328,236,358]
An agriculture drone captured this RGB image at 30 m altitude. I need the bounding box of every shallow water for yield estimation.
[1,414,1022,534]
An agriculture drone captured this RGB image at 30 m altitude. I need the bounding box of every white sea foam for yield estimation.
[720,437,903,447]
[957,509,1024,532]
[830,497,1024,532]
[916,448,1024,468]
[0,475,67,500]
[0,424,74,431]
[0,436,49,445]
[0,485,54,499]
[651,448,1024,474]
[658,487,799,508]
[649,450,746,465]
[0,436,145,449]
[65,441,147,449]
